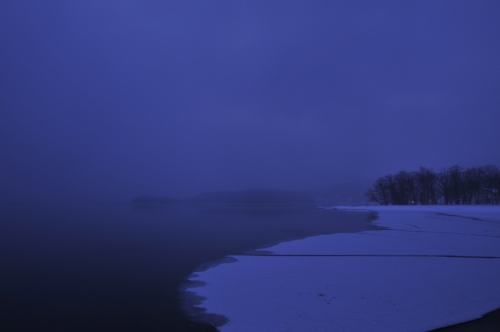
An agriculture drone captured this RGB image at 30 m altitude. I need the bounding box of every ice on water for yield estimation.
[186,206,500,331]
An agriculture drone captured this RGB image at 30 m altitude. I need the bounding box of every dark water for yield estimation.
[0,204,376,332]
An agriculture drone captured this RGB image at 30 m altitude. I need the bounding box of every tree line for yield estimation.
[365,165,500,205]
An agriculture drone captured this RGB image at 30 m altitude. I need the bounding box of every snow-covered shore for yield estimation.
[185,206,500,331]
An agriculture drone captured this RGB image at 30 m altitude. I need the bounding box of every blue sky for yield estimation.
[1,1,499,203]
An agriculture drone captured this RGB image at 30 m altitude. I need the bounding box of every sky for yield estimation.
[1,1,499,203]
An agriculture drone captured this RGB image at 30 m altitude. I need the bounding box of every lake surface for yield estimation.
[0,204,376,331]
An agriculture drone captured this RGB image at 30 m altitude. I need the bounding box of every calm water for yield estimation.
[0,205,375,331]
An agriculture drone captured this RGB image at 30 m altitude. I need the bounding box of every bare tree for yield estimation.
[437,167,452,204]
[367,164,499,205]
[482,165,500,204]
[449,166,463,205]
[393,171,416,205]
[462,167,483,204]
[415,167,437,205]
[365,176,391,205]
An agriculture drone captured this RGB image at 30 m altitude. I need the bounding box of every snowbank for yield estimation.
[185,206,500,331]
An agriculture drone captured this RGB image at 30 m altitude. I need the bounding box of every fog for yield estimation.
[1,1,499,204]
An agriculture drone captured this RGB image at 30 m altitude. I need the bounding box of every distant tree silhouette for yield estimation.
[415,167,437,205]
[367,164,500,205]
[394,171,416,205]
[365,176,391,205]
[462,167,483,204]
[483,165,500,204]
[448,166,463,205]
[437,167,452,204]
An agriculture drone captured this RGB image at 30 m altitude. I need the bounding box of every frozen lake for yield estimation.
[187,205,500,331]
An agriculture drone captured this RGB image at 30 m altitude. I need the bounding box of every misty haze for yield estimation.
[1,1,499,332]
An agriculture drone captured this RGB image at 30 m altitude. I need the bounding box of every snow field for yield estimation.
[187,206,500,331]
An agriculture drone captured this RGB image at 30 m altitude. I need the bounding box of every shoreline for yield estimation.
[1,205,375,332]
[179,207,379,329]
[430,307,500,331]
[187,205,500,331]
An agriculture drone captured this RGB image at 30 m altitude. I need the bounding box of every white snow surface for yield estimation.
[187,206,500,331]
